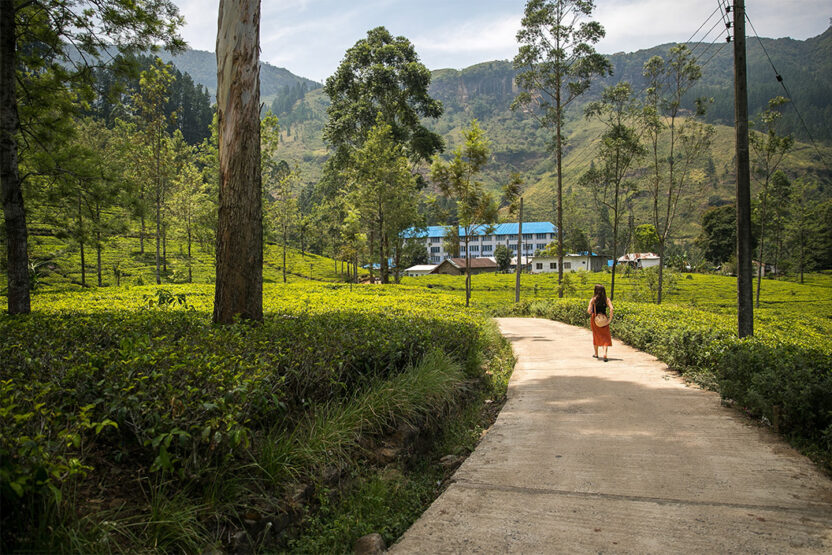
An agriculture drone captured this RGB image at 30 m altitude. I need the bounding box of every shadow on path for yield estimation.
[391,318,832,553]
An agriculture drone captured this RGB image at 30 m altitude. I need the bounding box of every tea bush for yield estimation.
[0,283,491,549]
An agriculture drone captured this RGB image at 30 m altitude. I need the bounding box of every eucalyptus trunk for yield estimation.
[515,197,523,303]
[162,224,168,274]
[610,161,622,300]
[755,177,769,308]
[556,91,564,297]
[0,0,30,314]
[78,191,86,287]
[187,213,192,283]
[213,0,263,323]
[96,237,102,286]
[282,225,287,283]
[139,187,145,255]
[155,189,161,284]
[368,229,375,281]
[465,233,471,307]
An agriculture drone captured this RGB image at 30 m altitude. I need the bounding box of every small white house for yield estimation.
[403,264,438,277]
[530,252,609,273]
[618,252,661,269]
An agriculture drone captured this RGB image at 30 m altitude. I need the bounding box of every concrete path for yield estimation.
[391,318,832,553]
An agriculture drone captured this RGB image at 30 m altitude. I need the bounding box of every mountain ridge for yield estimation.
[167,30,831,240]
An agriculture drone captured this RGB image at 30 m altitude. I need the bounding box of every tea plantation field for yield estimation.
[2,253,831,551]
[9,232,362,292]
[0,281,513,552]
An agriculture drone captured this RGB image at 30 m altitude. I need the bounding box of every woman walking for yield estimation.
[587,284,613,361]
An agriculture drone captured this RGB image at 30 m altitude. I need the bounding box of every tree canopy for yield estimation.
[323,26,444,165]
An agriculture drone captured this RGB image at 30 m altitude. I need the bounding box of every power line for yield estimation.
[697,39,730,72]
[744,11,832,174]
[687,10,728,61]
[684,3,724,46]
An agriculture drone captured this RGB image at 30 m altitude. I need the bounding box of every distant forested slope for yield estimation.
[155,48,321,101]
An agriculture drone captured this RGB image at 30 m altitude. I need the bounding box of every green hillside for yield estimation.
[7,231,363,294]
[249,28,832,236]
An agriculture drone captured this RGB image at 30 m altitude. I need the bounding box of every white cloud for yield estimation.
[412,14,521,56]
[596,0,830,54]
[176,0,219,52]
[171,0,832,81]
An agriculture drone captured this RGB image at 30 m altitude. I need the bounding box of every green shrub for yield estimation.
[0,283,489,549]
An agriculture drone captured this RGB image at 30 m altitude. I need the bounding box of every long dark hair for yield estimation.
[593,284,607,314]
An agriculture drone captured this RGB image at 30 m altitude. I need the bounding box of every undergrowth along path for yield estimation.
[392,318,832,553]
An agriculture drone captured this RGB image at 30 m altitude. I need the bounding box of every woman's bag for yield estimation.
[594,312,610,327]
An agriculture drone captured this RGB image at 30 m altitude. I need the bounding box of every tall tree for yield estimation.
[1,0,182,313]
[786,178,813,284]
[260,113,295,283]
[268,167,299,284]
[324,26,443,166]
[347,115,420,284]
[502,172,525,303]
[642,44,714,303]
[750,96,793,307]
[699,204,737,267]
[170,160,204,283]
[74,118,127,287]
[431,120,498,307]
[580,82,644,300]
[134,58,175,284]
[322,26,443,235]
[213,0,263,324]
[513,0,610,297]
[767,170,791,274]
[339,206,366,284]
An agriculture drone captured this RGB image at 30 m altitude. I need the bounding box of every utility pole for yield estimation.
[733,0,754,337]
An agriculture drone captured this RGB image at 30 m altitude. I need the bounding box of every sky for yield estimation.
[174,0,831,83]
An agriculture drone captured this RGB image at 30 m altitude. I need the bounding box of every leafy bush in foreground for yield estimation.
[0,283,489,550]
[504,299,832,463]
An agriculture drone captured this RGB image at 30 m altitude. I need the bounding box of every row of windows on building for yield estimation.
[428,233,552,244]
[430,243,549,254]
[536,262,572,270]
[425,256,574,270]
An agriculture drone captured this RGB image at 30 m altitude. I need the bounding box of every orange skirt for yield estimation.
[591,317,612,347]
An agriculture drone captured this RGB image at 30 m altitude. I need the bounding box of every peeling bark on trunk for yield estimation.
[213,0,263,324]
[1,0,30,314]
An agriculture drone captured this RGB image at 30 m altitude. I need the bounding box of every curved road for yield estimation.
[391,318,832,553]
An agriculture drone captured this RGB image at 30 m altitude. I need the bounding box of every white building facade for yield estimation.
[531,253,609,273]
[407,222,557,265]
[403,264,437,277]
[618,253,661,269]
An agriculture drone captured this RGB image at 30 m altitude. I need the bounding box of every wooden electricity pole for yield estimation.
[733,0,754,337]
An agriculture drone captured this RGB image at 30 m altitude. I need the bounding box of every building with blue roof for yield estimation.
[406,222,558,264]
